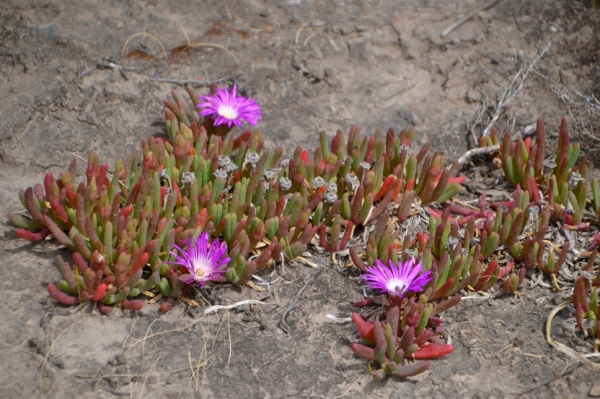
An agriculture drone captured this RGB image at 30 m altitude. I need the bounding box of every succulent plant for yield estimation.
[11,82,599,382]
[497,118,546,198]
[350,295,456,380]
[9,84,466,313]
[572,275,600,341]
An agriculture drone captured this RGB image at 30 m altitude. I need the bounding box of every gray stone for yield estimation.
[348,37,369,65]
[590,383,600,397]
[398,108,421,126]
[323,67,342,89]
[466,89,482,103]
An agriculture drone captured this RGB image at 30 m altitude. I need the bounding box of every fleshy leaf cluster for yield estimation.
[8,85,462,313]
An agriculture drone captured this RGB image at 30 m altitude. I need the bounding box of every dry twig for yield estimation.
[457,144,500,167]
[379,76,424,103]
[155,75,241,87]
[203,299,278,314]
[480,42,551,138]
[441,0,502,38]
[546,301,600,371]
[457,122,536,167]
[279,269,322,334]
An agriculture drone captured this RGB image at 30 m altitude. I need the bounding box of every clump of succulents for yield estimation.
[571,274,600,341]
[9,82,599,381]
[480,120,600,347]
[348,117,598,380]
[350,259,455,379]
[8,83,462,314]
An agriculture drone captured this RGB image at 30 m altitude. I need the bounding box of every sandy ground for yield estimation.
[1,0,600,397]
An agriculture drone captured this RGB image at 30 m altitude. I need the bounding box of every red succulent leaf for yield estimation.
[352,312,375,342]
[97,302,112,314]
[390,361,431,378]
[350,343,376,362]
[411,343,454,359]
[92,283,108,301]
[47,283,80,306]
[353,298,375,307]
[498,262,514,279]
[300,150,310,164]
[373,176,395,203]
[448,176,466,185]
[573,276,589,332]
[16,228,50,242]
[524,137,531,153]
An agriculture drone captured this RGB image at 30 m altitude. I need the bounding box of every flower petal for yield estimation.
[197,85,262,128]
[362,258,431,297]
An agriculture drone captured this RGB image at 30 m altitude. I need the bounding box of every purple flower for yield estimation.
[167,233,230,287]
[362,258,431,297]
[197,85,262,128]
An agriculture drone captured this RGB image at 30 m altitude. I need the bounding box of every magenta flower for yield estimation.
[197,85,262,128]
[168,233,230,287]
[362,258,431,297]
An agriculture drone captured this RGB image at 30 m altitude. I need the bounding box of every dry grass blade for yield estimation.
[180,43,242,68]
[136,356,161,399]
[188,332,209,391]
[198,341,208,391]
[147,293,163,304]
[546,300,600,371]
[333,370,371,398]
[365,0,385,8]
[302,29,339,51]
[134,318,159,395]
[120,32,167,61]
[295,0,321,45]
[295,256,318,268]
[247,280,265,291]
[177,21,191,46]
[39,319,80,396]
[272,286,281,306]
[211,305,227,351]
[248,19,279,33]
[127,317,208,353]
[187,349,197,390]
[179,294,200,307]
[227,310,232,365]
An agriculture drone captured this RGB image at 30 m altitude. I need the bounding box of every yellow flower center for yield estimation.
[193,258,212,281]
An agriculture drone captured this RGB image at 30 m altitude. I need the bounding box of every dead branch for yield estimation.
[279,269,322,334]
[154,75,241,87]
[458,123,536,167]
[480,42,551,138]
[442,0,502,38]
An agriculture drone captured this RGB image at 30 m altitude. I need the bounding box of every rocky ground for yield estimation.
[1,0,600,397]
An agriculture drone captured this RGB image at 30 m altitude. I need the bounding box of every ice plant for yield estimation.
[168,233,230,287]
[197,85,262,128]
[15,82,600,383]
[363,258,431,297]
